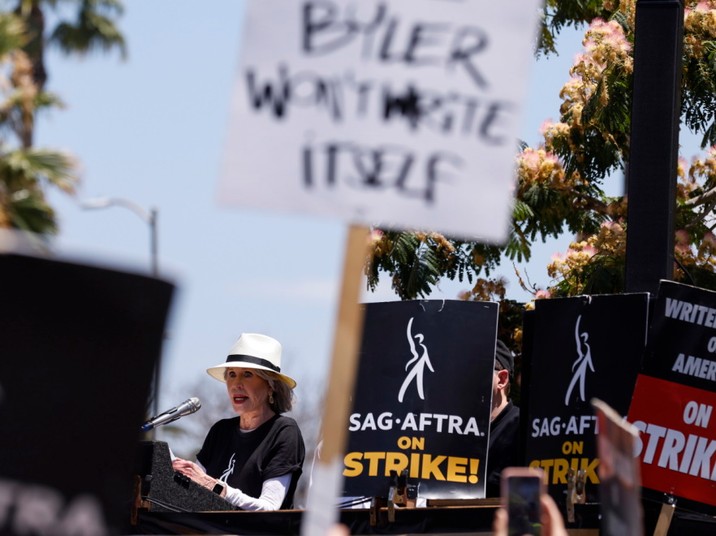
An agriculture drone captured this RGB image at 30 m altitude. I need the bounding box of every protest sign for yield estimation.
[219,0,542,242]
[627,280,716,514]
[343,300,498,499]
[524,293,649,507]
[0,252,174,536]
[592,398,643,536]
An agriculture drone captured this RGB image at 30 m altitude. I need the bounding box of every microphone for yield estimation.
[141,397,201,432]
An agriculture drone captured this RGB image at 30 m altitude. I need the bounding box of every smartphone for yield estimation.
[501,467,545,536]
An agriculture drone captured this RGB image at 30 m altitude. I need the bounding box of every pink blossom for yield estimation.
[695,1,712,13]
[457,290,471,301]
[677,156,688,176]
[675,229,691,255]
[543,152,559,165]
[521,149,542,171]
[539,120,555,136]
[601,221,623,233]
[584,18,631,55]
[368,229,383,245]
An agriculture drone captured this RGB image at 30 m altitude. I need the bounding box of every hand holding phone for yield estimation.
[501,467,545,536]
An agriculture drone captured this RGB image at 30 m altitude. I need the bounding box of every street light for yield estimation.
[79,196,162,430]
[79,196,159,277]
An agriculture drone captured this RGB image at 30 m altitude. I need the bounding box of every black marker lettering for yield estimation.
[448,27,490,89]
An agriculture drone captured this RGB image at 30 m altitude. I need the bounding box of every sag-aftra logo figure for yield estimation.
[398,317,435,403]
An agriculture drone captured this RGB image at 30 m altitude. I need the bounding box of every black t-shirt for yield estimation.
[486,401,520,497]
[197,414,305,509]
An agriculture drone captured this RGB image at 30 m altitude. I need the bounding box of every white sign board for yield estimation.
[219,0,541,242]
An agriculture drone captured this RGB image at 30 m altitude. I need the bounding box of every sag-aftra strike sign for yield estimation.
[524,293,649,507]
[344,300,498,499]
[219,0,541,242]
[628,281,716,514]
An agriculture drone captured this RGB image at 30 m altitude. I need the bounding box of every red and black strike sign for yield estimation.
[629,375,716,507]
[627,281,716,514]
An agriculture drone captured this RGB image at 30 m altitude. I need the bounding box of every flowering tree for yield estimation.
[366,1,716,348]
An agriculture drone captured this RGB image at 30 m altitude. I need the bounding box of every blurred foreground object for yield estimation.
[0,232,175,536]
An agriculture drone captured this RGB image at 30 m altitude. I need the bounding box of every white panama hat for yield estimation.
[206,333,297,389]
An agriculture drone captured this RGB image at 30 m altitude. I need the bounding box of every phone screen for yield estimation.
[507,476,542,536]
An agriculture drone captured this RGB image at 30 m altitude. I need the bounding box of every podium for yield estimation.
[133,441,235,515]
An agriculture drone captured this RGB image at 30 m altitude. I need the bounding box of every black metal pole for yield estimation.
[149,207,161,428]
[625,0,684,294]
[150,207,159,279]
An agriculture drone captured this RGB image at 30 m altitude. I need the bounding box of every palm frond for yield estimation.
[0,13,27,58]
[49,0,127,59]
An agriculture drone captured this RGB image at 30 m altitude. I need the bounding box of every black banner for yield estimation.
[524,293,649,506]
[343,300,498,499]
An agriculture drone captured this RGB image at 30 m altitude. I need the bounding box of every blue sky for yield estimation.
[37,2,595,416]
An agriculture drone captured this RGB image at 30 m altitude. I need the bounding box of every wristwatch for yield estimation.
[212,480,226,495]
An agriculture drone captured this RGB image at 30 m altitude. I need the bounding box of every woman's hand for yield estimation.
[172,458,217,491]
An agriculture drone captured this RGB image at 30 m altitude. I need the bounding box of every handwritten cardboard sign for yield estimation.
[219,0,541,242]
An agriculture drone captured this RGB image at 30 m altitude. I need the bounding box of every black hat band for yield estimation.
[226,354,281,373]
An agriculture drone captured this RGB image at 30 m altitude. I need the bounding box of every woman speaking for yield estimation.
[172,333,305,510]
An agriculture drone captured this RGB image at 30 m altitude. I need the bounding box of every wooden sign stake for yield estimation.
[301,224,370,536]
[653,501,675,536]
